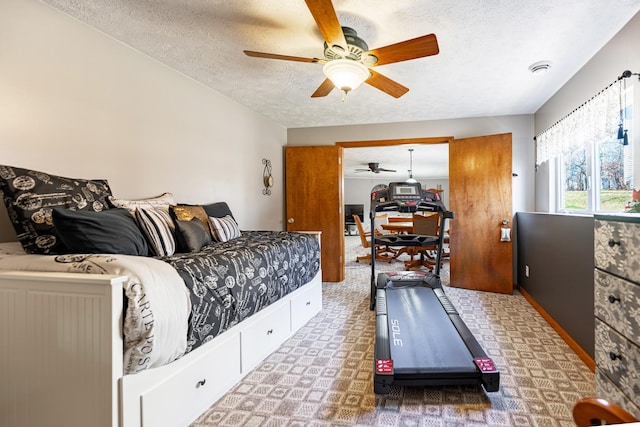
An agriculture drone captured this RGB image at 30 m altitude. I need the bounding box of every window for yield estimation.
[557,88,634,213]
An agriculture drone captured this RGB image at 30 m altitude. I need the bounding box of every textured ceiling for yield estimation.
[41,0,640,130]
[40,1,640,179]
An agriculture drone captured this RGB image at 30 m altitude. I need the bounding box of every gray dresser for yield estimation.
[594,214,640,417]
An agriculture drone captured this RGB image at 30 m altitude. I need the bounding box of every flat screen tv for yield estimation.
[344,204,364,224]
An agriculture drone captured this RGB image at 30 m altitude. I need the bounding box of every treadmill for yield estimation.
[370,182,499,395]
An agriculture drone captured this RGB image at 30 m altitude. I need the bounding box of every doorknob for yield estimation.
[287,218,294,224]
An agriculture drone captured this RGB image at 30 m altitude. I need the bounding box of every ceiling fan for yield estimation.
[355,163,397,174]
[243,0,439,99]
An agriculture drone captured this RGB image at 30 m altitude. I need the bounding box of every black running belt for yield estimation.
[385,286,477,375]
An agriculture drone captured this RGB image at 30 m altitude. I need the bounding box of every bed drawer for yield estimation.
[139,331,241,427]
[290,280,322,331]
[240,301,291,371]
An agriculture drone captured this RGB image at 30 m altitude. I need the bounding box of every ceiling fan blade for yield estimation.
[244,50,325,63]
[367,34,439,67]
[365,69,409,98]
[311,78,335,97]
[378,168,397,172]
[304,0,347,50]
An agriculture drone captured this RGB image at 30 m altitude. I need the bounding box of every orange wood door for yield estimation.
[285,145,344,282]
[449,133,513,294]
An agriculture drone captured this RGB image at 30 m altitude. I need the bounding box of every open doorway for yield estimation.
[338,137,451,234]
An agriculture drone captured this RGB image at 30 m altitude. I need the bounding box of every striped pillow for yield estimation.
[134,207,176,256]
[209,215,241,242]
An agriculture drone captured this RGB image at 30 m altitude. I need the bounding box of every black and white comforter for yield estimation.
[0,231,320,374]
[162,230,321,353]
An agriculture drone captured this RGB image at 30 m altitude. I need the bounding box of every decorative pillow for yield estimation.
[108,192,175,213]
[134,207,176,256]
[0,164,112,254]
[209,215,241,243]
[202,202,235,220]
[174,217,212,253]
[169,205,214,238]
[52,207,149,256]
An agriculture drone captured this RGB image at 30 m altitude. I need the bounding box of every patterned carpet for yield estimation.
[191,236,594,426]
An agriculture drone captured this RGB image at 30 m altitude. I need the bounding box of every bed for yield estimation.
[0,165,323,427]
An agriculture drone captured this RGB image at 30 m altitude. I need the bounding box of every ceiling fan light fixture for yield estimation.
[323,59,370,93]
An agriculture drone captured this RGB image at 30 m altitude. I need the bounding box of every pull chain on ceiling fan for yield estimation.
[243,0,439,99]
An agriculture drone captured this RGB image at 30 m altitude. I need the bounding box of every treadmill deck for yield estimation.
[385,286,477,375]
[373,274,499,394]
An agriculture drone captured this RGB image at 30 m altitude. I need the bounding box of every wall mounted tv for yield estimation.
[345,204,364,223]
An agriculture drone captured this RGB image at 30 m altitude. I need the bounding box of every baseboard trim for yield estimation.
[518,287,595,372]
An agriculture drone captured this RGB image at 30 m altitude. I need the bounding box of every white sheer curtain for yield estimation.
[536,81,622,164]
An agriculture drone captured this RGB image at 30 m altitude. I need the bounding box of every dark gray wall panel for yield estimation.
[516,212,594,357]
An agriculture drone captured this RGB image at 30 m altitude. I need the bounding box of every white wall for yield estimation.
[0,0,287,241]
[288,115,535,214]
[534,11,640,212]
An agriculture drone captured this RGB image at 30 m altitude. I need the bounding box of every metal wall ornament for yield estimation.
[262,159,273,196]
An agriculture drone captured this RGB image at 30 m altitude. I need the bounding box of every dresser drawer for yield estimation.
[596,369,640,419]
[594,218,640,283]
[290,280,322,331]
[595,319,640,405]
[595,269,640,347]
[240,300,291,371]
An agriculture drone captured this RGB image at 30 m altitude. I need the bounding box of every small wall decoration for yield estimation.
[262,159,273,196]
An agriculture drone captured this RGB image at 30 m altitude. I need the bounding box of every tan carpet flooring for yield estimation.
[191,235,594,426]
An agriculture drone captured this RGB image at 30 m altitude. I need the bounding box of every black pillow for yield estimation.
[202,202,235,220]
[174,217,212,253]
[52,207,149,256]
[0,165,113,254]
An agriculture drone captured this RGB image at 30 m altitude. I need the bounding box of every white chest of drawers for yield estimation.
[594,214,640,418]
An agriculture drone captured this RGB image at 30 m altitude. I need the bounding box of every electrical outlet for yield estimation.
[525,265,530,278]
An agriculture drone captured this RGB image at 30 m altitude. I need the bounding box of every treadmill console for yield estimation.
[371,182,440,212]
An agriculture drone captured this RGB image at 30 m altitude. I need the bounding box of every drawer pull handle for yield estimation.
[608,239,621,248]
[196,379,206,388]
[609,352,622,361]
[608,295,621,304]
[267,329,273,335]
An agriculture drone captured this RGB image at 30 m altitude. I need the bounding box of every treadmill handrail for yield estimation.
[368,185,454,311]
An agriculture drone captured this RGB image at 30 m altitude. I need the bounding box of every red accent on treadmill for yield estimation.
[473,357,497,372]
[375,359,394,375]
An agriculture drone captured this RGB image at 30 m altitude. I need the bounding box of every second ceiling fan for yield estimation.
[243,0,440,99]
[356,163,397,174]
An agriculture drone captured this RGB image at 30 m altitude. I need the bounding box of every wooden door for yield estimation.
[285,146,344,282]
[449,133,513,294]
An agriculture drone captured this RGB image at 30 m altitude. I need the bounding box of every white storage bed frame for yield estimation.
[0,246,322,427]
